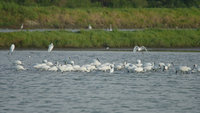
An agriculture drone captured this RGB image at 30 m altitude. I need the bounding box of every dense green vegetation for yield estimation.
[0,29,199,49]
[1,0,200,8]
[1,1,199,49]
[0,3,200,29]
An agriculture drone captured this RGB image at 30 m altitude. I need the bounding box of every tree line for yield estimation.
[0,0,200,8]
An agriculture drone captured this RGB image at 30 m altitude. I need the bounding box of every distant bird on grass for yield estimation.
[48,43,54,52]
[20,24,23,30]
[109,24,112,31]
[88,24,92,30]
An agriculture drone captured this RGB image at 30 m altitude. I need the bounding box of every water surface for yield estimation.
[0,51,200,113]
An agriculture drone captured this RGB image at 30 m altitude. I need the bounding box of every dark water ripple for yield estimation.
[0,51,200,113]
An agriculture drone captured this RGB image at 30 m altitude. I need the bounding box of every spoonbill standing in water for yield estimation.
[9,44,15,55]
[48,43,54,52]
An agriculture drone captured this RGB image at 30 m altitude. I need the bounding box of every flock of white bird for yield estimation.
[13,58,200,74]
[9,43,200,74]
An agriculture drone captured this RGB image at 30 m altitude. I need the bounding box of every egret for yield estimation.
[88,24,92,30]
[133,46,147,53]
[48,43,54,52]
[106,47,110,50]
[9,44,15,55]
[20,24,23,30]
[109,24,112,31]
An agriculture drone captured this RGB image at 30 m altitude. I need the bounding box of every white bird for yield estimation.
[46,61,53,66]
[16,65,26,70]
[33,63,45,69]
[68,57,75,66]
[163,65,169,71]
[33,63,50,71]
[40,65,51,71]
[73,65,81,71]
[97,63,111,72]
[79,65,89,72]
[116,62,126,70]
[9,44,15,55]
[191,64,200,73]
[109,24,112,31]
[198,68,200,72]
[20,24,23,30]
[14,60,22,65]
[133,46,147,52]
[110,64,114,73]
[88,24,92,30]
[59,64,74,72]
[83,64,96,72]
[43,59,48,63]
[134,67,144,73]
[48,66,58,71]
[58,64,67,72]
[135,59,143,67]
[126,64,137,73]
[144,63,154,71]
[106,47,110,50]
[177,66,191,74]
[194,64,200,72]
[159,62,165,67]
[48,43,54,52]
[91,58,101,66]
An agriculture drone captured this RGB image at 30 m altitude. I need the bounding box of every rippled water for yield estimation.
[0,51,200,113]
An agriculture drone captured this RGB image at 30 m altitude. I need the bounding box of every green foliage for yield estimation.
[0,0,199,8]
[0,7,200,29]
[0,29,199,49]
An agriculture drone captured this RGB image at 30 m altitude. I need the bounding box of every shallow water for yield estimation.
[0,51,200,113]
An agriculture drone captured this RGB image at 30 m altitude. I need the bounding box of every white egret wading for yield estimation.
[9,44,15,55]
[48,43,54,52]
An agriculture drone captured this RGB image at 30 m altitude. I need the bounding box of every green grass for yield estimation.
[0,2,200,28]
[0,29,199,49]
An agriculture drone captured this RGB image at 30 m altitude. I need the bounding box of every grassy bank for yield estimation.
[0,29,199,49]
[0,3,200,29]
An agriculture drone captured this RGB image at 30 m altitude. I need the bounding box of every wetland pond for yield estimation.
[0,51,200,113]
